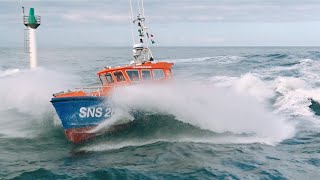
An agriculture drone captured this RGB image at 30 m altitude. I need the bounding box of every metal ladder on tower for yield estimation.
[24,28,30,53]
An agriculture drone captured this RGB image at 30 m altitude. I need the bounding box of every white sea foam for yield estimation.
[209,71,320,120]
[255,65,297,78]
[275,77,308,94]
[274,76,320,118]
[254,58,320,85]
[232,73,275,102]
[291,59,320,86]
[0,68,76,114]
[210,73,275,102]
[93,81,295,145]
[170,55,242,64]
[0,68,78,138]
[0,69,20,77]
[297,59,320,79]
[170,56,212,63]
[209,76,238,88]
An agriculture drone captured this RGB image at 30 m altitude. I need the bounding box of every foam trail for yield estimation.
[94,81,295,145]
[80,135,285,152]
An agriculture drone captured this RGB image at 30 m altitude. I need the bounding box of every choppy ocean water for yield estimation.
[0,47,319,179]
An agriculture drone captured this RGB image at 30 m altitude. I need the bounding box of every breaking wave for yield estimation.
[209,73,320,118]
[0,68,78,138]
[90,81,295,148]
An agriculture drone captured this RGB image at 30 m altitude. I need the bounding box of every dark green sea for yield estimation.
[0,47,319,179]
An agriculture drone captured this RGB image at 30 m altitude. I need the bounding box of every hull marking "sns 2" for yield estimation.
[79,107,112,118]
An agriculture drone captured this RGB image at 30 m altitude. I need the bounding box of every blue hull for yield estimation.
[51,96,112,129]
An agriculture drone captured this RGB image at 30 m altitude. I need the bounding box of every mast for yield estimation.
[130,0,154,64]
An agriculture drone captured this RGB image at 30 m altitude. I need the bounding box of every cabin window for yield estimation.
[142,70,151,80]
[153,69,165,80]
[165,70,172,77]
[105,73,114,84]
[99,75,106,85]
[114,71,126,82]
[126,70,140,81]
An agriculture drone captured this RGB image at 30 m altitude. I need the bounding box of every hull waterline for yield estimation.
[51,96,112,143]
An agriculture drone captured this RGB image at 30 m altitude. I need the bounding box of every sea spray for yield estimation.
[210,73,318,116]
[0,68,79,137]
[93,81,295,145]
[210,73,275,102]
[232,73,275,102]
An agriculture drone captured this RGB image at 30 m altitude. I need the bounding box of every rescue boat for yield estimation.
[51,4,174,143]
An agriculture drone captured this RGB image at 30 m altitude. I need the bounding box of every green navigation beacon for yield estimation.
[23,7,41,29]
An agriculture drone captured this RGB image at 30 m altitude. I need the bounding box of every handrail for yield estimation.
[74,85,113,90]
[53,85,114,97]
[75,85,114,97]
[75,87,97,89]
[23,15,41,25]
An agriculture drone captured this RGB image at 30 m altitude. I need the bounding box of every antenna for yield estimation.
[131,0,154,64]
[129,0,135,44]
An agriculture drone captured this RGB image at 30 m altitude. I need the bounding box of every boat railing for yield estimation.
[23,15,41,25]
[74,86,102,90]
[53,85,114,97]
[75,85,114,97]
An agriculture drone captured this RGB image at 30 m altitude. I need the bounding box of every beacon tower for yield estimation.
[23,7,41,69]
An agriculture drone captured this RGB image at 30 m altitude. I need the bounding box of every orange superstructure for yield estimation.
[54,61,173,99]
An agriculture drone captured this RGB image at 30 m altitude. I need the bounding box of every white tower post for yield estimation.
[23,7,41,69]
[29,28,37,68]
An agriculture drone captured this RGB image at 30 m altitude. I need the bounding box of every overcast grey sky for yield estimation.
[1,0,320,47]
